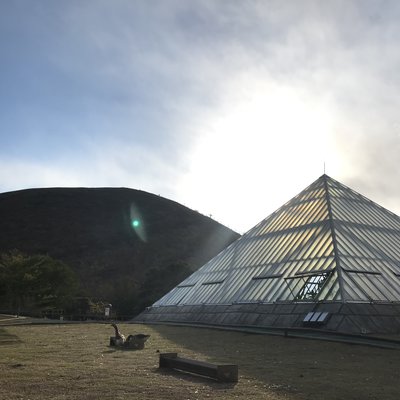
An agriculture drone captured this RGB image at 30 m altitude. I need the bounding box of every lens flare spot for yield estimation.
[130,203,146,242]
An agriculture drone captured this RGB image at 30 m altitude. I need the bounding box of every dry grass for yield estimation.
[0,321,399,400]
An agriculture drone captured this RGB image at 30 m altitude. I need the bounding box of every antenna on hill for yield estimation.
[324,162,326,175]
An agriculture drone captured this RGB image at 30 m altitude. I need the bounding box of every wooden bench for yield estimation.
[159,353,238,383]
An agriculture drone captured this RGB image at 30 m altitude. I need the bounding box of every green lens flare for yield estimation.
[132,219,140,228]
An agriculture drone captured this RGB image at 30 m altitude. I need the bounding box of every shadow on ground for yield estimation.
[148,323,400,400]
[154,365,238,390]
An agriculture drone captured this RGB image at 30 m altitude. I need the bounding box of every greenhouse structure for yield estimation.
[136,175,400,334]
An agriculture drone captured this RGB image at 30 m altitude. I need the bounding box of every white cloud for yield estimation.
[1,1,400,232]
[0,140,182,199]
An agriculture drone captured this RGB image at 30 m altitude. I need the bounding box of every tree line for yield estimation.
[0,250,78,315]
[0,250,192,319]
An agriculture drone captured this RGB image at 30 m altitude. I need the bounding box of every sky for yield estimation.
[1,0,400,233]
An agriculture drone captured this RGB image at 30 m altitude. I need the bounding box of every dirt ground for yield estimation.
[0,320,399,400]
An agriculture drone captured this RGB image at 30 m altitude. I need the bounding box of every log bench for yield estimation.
[159,353,238,383]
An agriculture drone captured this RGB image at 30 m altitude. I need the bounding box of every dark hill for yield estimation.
[0,188,239,315]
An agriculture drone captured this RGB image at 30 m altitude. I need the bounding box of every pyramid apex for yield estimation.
[320,173,331,180]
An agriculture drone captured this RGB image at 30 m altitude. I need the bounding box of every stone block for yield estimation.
[375,316,400,333]
[256,314,278,327]
[254,304,276,314]
[354,316,382,334]
[222,313,243,325]
[372,303,398,316]
[273,304,297,314]
[292,304,315,315]
[325,314,344,331]
[314,302,343,314]
[346,303,376,316]
[392,303,400,313]
[272,314,298,328]
[337,316,362,334]
[238,312,260,325]
[213,313,229,325]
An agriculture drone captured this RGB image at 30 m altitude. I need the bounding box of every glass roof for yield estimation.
[153,175,400,307]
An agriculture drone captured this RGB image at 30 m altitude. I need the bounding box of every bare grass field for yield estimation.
[0,321,399,400]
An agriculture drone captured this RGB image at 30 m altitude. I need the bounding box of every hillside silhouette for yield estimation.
[0,187,239,315]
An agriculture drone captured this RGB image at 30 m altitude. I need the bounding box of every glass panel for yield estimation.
[294,272,332,301]
[154,286,194,306]
[153,175,400,310]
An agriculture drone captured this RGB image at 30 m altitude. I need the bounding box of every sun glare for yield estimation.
[179,79,335,233]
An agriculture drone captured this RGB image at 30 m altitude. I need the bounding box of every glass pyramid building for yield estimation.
[136,175,400,334]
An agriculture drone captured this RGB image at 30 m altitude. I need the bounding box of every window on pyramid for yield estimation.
[295,273,331,301]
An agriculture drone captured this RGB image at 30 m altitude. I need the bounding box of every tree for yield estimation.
[0,250,78,313]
